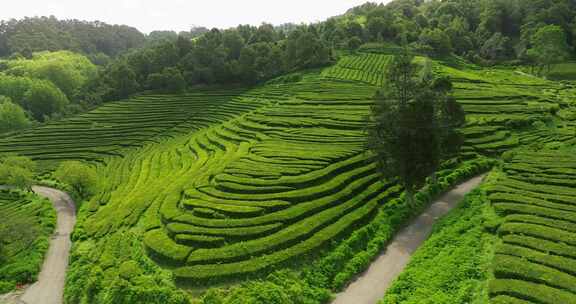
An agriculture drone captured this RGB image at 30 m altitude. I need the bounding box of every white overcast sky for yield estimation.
[1,0,389,34]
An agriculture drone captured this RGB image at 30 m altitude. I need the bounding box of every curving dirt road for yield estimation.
[0,186,76,304]
[332,175,485,304]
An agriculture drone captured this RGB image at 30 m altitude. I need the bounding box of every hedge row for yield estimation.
[489,279,576,304]
[489,151,576,303]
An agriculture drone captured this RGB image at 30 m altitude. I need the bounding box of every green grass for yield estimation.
[380,190,494,304]
[0,189,55,293]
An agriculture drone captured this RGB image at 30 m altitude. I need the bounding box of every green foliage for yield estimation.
[0,74,69,121]
[486,151,576,303]
[0,281,15,294]
[368,50,464,202]
[527,25,571,75]
[101,60,140,100]
[0,189,55,292]
[304,158,495,291]
[284,29,332,70]
[88,24,331,99]
[147,67,186,93]
[199,270,330,304]
[0,16,146,57]
[418,28,452,57]
[0,154,35,189]
[54,161,98,199]
[381,190,493,304]
[5,51,98,98]
[480,33,510,62]
[341,0,576,65]
[23,79,69,121]
[0,96,31,133]
[347,37,363,51]
[0,26,573,303]
[64,231,190,304]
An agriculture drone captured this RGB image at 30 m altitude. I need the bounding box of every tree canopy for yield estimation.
[4,51,97,99]
[367,50,464,204]
[87,24,332,100]
[0,16,146,57]
[0,154,36,189]
[331,0,575,64]
[0,96,31,133]
[54,161,99,199]
[527,25,571,75]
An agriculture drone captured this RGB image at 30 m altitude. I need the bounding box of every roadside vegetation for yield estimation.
[0,155,55,293]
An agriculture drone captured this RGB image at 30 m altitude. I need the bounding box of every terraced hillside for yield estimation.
[322,54,574,157]
[76,72,406,284]
[322,53,392,86]
[0,190,55,292]
[76,53,572,288]
[0,89,257,164]
[487,151,576,304]
[2,51,573,302]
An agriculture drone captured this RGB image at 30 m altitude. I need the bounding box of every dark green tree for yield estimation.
[367,50,464,205]
[104,61,140,99]
[348,36,363,51]
[23,80,69,121]
[527,25,571,75]
[146,67,186,93]
[480,32,510,61]
[418,28,453,57]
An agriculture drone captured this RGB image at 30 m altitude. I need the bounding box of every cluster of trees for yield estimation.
[333,0,575,66]
[0,16,146,59]
[87,24,333,100]
[53,161,99,199]
[0,96,31,133]
[0,153,98,200]
[0,154,36,189]
[0,51,98,133]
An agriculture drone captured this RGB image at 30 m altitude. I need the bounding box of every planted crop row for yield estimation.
[0,91,258,162]
[488,151,576,303]
[321,53,392,86]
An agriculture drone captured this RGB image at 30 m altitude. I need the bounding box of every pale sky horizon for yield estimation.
[1,0,390,34]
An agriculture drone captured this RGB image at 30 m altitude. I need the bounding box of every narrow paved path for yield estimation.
[332,175,485,304]
[13,186,76,304]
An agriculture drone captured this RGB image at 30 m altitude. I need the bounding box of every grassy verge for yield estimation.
[380,188,496,304]
[0,189,56,293]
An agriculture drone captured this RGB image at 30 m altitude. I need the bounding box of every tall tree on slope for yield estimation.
[367,49,464,205]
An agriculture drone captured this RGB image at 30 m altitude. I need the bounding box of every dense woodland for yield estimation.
[0,0,574,135]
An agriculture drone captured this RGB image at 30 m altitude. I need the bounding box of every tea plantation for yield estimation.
[488,151,576,304]
[1,52,575,303]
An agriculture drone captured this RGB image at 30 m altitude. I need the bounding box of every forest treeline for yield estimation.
[344,0,575,62]
[86,0,576,102]
[0,17,146,59]
[0,0,574,134]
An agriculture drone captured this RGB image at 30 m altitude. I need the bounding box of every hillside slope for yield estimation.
[1,52,574,303]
